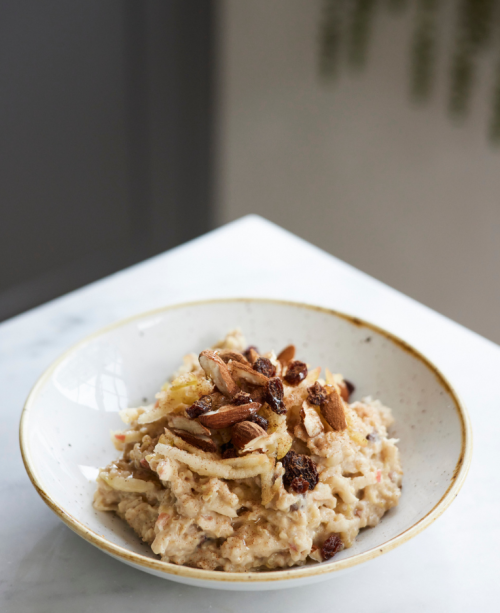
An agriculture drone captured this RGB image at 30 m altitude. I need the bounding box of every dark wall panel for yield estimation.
[0,0,214,321]
[145,1,214,250]
[0,1,130,287]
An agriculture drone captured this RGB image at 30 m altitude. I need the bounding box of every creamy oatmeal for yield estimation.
[94,330,402,571]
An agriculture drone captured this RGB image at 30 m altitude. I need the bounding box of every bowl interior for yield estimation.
[21,300,466,577]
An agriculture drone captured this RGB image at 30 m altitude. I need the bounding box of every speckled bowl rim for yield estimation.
[19,298,472,585]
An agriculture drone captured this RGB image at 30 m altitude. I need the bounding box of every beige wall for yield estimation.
[216,0,500,343]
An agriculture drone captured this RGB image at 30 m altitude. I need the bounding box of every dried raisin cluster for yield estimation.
[282,450,318,493]
[186,395,213,419]
[233,391,252,406]
[220,441,238,459]
[321,534,344,560]
[289,477,310,494]
[307,381,327,405]
[248,413,268,431]
[284,361,308,385]
[265,377,286,415]
[253,357,276,378]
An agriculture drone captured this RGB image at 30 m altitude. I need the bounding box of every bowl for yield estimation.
[20,298,472,590]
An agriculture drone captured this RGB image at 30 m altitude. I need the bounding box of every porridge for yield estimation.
[94,330,402,571]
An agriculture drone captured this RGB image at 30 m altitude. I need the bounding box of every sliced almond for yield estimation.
[247,347,259,365]
[300,402,325,438]
[228,360,269,387]
[232,421,267,449]
[324,369,351,400]
[241,431,277,454]
[199,350,239,397]
[198,402,261,429]
[337,378,354,402]
[167,414,211,436]
[277,344,295,367]
[320,388,347,431]
[218,350,250,365]
[338,381,350,402]
[170,428,217,452]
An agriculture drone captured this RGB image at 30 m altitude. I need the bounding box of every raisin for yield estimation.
[266,377,286,415]
[233,391,252,406]
[321,534,344,560]
[290,477,310,494]
[344,379,355,396]
[284,361,308,385]
[248,413,268,431]
[366,431,380,443]
[243,345,259,361]
[307,381,327,406]
[253,357,276,378]
[282,450,318,492]
[220,441,239,459]
[186,395,213,419]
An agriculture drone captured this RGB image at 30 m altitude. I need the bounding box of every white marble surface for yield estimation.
[1,215,498,611]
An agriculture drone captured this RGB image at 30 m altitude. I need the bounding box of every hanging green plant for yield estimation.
[319,0,500,143]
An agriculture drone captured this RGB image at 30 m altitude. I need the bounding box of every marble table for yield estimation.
[1,215,498,612]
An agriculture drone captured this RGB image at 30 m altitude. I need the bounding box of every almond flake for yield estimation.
[232,421,267,449]
[245,347,260,364]
[228,360,269,387]
[277,344,295,367]
[320,388,347,431]
[170,428,217,453]
[218,350,250,365]
[300,402,324,438]
[167,414,211,436]
[338,378,355,401]
[199,350,239,397]
[198,402,261,429]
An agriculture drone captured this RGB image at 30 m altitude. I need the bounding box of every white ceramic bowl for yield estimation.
[20,299,472,590]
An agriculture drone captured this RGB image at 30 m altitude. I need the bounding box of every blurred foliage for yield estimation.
[411,0,439,101]
[319,0,345,78]
[319,0,500,143]
[349,0,377,68]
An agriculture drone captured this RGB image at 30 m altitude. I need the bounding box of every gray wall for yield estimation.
[217,0,500,343]
[0,0,214,321]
